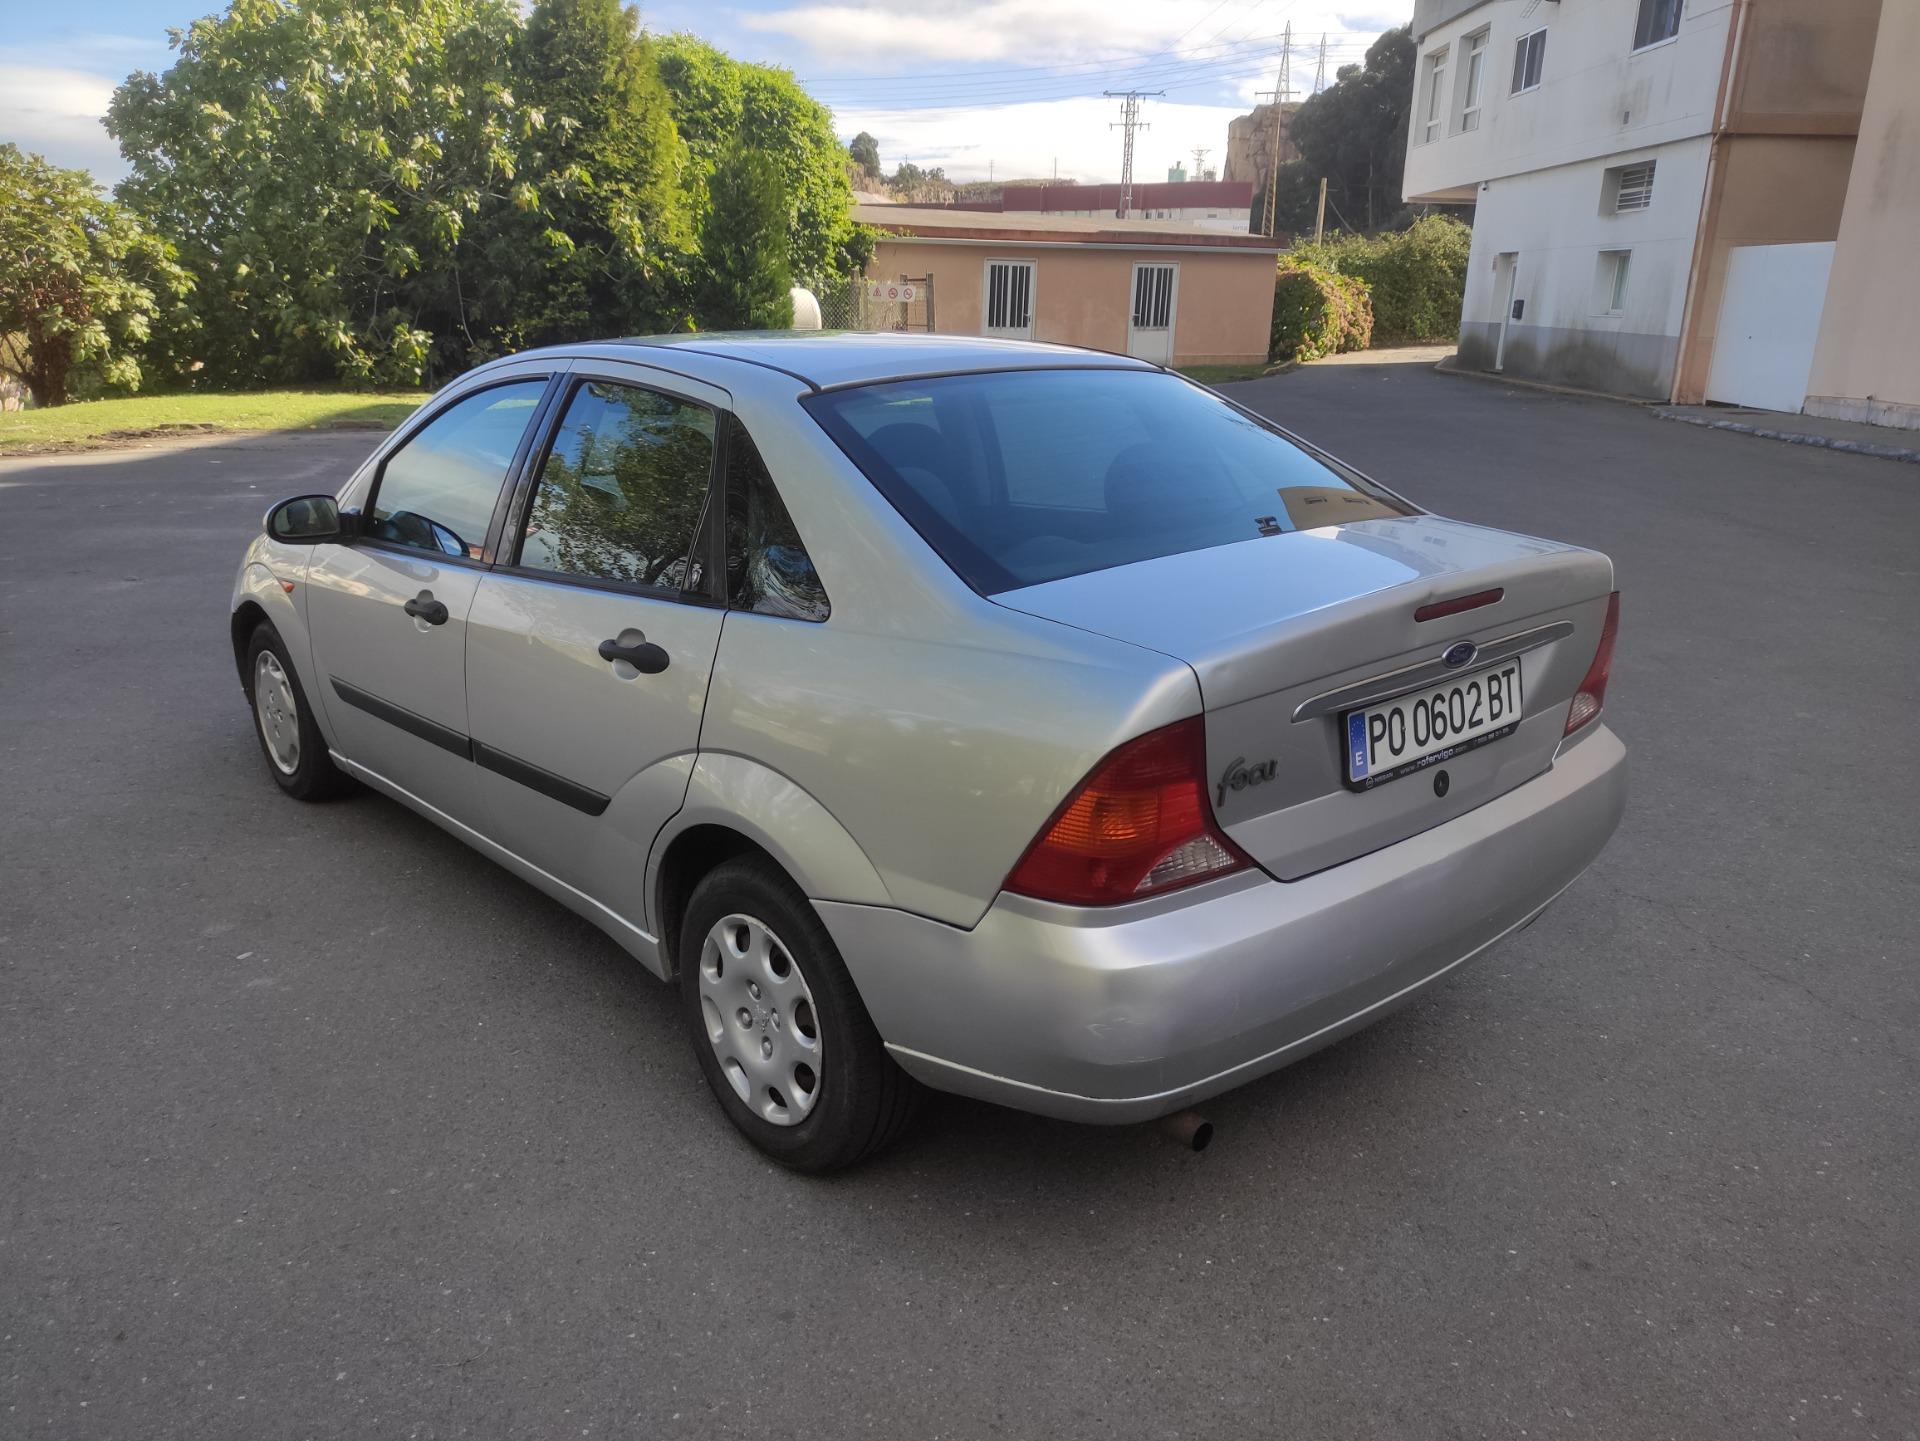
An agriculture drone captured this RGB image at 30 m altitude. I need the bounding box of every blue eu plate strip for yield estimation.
[1347,711,1369,781]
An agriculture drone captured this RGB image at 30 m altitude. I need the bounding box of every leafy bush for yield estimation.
[1291,215,1470,344]
[1270,261,1373,363]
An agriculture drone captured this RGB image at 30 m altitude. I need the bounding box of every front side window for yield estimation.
[724,416,829,622]
[804,368,1415,594]
[1512,28,1547,93]
[517,380,716,591]
[1458,30,1488,131]
[370,381,547,559]
[1423,48,1448,142]
[1633,0,1683,50]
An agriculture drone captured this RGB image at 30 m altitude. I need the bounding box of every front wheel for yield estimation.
[678,858,918,1172]
[246,622,349,801]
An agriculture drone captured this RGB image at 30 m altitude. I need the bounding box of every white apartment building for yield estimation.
[1403,0,1881,403]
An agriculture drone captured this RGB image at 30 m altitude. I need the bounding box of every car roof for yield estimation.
[561,331,1156,392]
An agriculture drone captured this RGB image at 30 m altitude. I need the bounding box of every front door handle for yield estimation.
[598,637,670,674]
[403,594,449,626]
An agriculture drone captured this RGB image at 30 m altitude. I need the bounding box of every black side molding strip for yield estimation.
[331,678,470,758]
[329,678,612,816]
[472,741,611,817]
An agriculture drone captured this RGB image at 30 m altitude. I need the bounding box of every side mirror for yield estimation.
[264,494,348,545]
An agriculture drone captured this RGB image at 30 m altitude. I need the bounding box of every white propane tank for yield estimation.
[789,286,823,330]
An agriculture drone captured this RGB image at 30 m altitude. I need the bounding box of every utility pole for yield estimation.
[1104,89,1162,219]
[1255,23,1294,238]
[1315,176,1328,243]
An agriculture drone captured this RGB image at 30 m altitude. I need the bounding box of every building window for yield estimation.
[1633,0,1683,50]
[1593,250,1632,316]
[1511,28,1546,94]
[1422,47,1449,143]
[1606,160,1657,213]
[1457,29,1488,132]
[983,260,1034,336]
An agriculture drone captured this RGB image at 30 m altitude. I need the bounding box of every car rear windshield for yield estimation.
[803,367,1415,594]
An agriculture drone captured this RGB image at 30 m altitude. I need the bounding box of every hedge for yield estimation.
[1290,215,1471,345]
[1270,261,1373,363]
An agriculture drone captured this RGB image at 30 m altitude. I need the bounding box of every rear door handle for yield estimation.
[403,594,449,626]
[598,638,670,674]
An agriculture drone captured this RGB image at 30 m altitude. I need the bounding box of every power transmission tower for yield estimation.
[1255,23,1294,238]
[1104,89,1162,218]
[1191,147,1210,181]
[1314,32,1328,94]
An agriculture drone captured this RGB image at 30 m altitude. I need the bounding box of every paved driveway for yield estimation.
[3,367,1915,1440]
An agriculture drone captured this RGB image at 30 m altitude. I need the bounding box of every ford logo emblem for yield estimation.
[1442,640,1478,668]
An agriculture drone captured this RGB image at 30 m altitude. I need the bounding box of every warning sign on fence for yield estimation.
[866,281,918,303]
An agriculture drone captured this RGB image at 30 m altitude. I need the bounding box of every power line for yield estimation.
[801,30,1382,88]
[817,42,1370,110]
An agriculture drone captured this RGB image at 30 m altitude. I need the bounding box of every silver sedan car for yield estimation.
[232,334,1626,1170]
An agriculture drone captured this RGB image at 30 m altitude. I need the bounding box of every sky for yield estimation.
[0,0,1413,189]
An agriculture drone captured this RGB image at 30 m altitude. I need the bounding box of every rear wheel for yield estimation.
[678,857,918,1171]
[246,622,349,801]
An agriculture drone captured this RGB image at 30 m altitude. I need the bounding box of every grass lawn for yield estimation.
[0,389,430,454]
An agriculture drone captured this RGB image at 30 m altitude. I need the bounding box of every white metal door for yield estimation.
[1706,242,1835,413]
[982,260,1035,340]
[1492,252,1518,371]
[1128,263,1179,363]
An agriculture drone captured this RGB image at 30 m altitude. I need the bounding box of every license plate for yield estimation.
[1344,660,1523,791]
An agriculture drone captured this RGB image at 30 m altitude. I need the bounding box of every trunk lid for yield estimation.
[993,516,1615,879]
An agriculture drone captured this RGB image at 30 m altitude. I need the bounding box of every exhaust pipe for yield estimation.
[1160,1110,1214,1152]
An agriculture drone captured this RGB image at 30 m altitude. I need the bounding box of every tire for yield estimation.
[678,857,919,1172]
[245,621,350,801]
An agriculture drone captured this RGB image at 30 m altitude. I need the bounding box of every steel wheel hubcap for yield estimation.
[697,913,821,1126]
[253,652,300,776]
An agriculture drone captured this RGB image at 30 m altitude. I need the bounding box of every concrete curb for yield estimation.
[1651,409,1920,466]
[1431,357,1653,406]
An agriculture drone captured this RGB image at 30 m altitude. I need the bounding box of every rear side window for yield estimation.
[804,369,1413,593]
[517,380,716,591]
[724,416,829,622]
[371,380,547,559]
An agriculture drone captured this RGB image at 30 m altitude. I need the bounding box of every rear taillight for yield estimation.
[1005,717,1252,907]
[1565,591,1620,736]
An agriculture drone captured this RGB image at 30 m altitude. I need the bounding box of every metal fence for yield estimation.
[816,275,936,332]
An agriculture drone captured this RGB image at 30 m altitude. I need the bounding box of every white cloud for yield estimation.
[830,93,1251,185]
[754,0,1410,69]
[0,65,124,182]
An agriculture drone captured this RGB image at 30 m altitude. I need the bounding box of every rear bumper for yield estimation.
[817,724,1626,1124]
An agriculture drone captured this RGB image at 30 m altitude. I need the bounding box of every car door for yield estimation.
[462,366,731,929]
[304,372,557,828]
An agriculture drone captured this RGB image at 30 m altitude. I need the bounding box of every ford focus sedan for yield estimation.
[231,334,1626,1171]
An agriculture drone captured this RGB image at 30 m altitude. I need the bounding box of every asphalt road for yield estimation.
[3,364,1916,1440]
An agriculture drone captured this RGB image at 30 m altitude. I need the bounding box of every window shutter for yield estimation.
[1614,162,1655,212]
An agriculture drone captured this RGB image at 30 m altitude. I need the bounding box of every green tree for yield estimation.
[107,0,530,386]
[699,144,793,329]
[1275,25,1416,234]
[0,145,190,406]
[654,34,870,288]
[490,0,693,348]
[1291,215,1471,342]
[849,131,880,177]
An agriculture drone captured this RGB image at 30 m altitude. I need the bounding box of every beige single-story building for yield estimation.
[852,204,1281,368]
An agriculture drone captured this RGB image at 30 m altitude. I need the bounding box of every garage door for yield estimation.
[1705,242,1834,413]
